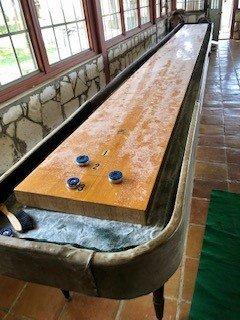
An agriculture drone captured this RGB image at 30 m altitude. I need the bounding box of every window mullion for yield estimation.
[21,0,50,73]
[137,0,141,26]
[119,0,126,35]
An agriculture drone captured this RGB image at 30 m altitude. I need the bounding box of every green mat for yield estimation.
[190,190,240,320]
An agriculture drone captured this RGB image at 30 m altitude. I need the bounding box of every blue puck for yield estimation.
[0,228,13,237]
[66,177,80,189]
[75,155,90,166]
[108,171,123,184]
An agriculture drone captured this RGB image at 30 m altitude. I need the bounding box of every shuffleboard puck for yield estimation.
[75,155,90,166]
[66,177,81,189]
[0,228,13,237]
[108,171,123,184]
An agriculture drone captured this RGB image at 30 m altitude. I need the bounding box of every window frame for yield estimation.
[0,0,176,103]
[98,0,154,49]
[0,0,100,102]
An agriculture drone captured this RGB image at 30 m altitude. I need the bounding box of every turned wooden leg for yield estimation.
[153,286,164,320]
[61,289,71,301]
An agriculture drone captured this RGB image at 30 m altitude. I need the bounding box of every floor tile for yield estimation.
[193,179,228,199]
[196,146,226,163]
[0,276,25,310]
[228,164,240,181]
[198,134,225,147]
[199,124,224,135]
[200,114,223,125]
[117,295,155,320]
[186,225,205,259]
[228,181,240,193]
[178,301,191,320]
[182,258,199,302]
[12,283,65,320]
[226,148,240,164]
[164,268,181,299]
[190,198,209,225]
[60,294,119,320]
[225,135,240,148]
[194,161,228,181]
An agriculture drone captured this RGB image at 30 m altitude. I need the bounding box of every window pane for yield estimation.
[12,33,37,75]
[102,13,122,40]
[124,9,138,31]
[41,28,59,64]
[156,3,160,19]
[0,36,21,85]
[176,0,204,10]
[140,0,149,6]
[77,21,91,51]
[100,0,122,40]
[35,0,90,64]
[54,25,71,60]
[0,8,7,35]
[140,7,150,24]
[1,0,26,32]
[100,0,120,16]
[123,0,138,10]
[67,23,81,55]
[0,0,38,88]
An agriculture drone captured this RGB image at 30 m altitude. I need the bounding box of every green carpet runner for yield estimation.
[190,190,240,320]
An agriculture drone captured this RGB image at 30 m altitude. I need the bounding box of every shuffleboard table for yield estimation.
[0,23,212,319]
[15,24,209,226]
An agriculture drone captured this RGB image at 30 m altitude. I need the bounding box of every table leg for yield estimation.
[61,289,71,301]
[153,286,164,319]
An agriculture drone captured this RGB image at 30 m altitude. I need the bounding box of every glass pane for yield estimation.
[140,7,150,24]
[47,0,64,24]
[156,3,160,19]
[186,2,194,11]
[168,0,172,11]
[1,0,26,32]
[12,33,37,75]
[100,0,120,16]
[102,13,122,40]
[0,7,7,35]
[67,23,80,54]
[176,1,184,9]
[34,0,52,27]
[123,0,137,10]
[140,0,149,6]
[41,27,59,64]
[77,21,90,50]
[54,25,71,60]
[124,9,138,31]
[72,0,85,20]
[61,0,76,22]
[0,36,21,85]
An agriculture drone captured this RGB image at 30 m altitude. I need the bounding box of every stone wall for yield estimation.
[233,10,240,40]
[0,55,105,176]
[0,21,167,178]
[108,21,167,79]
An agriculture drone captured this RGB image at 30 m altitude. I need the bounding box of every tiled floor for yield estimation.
[1,39,240,320]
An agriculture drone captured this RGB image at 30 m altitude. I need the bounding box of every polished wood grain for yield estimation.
[15,25,208,225]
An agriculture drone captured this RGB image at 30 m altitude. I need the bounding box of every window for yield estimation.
[34,0,90,64]
[140,0,150,25]
[156,0,161,19]
[176,0,204,11]
[99,0,122,41]
[167,0,172,13]
[0,0,37,87]
[123,0,139,31]
[161,0,167,16]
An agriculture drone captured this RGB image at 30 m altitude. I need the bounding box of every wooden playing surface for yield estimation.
[15,24,208,225]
